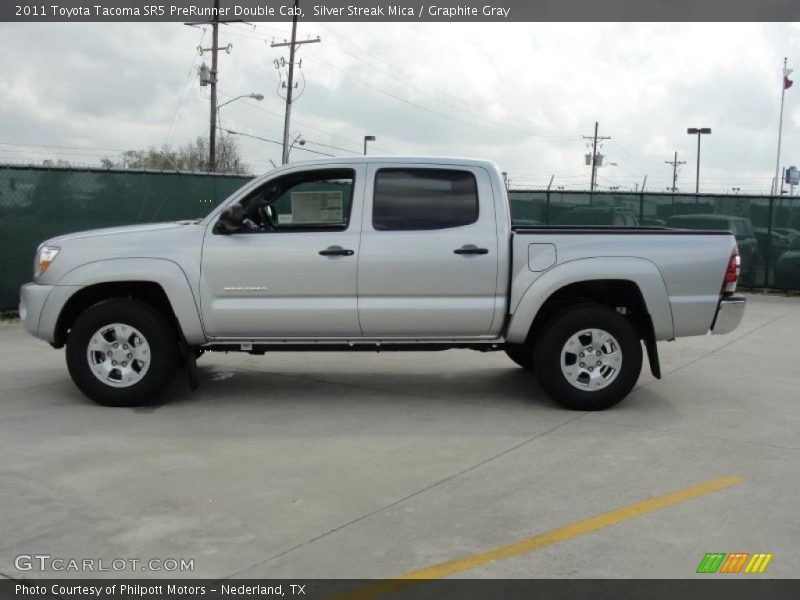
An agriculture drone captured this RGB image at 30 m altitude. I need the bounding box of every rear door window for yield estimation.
[372,168,478,231]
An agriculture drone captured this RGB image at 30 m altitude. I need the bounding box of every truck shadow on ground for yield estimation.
[157,363,558,412]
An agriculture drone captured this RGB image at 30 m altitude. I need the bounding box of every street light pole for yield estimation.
[216,93,264,131]
[687,127,711,193]
[287,133,306,160]
[363,135,376,155]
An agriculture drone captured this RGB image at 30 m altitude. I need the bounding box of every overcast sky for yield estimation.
[1,21,799,192]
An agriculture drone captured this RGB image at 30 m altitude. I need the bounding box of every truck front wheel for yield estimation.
[65,299,178,407]
[534,304,642,410]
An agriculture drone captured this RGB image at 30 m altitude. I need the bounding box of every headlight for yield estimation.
[34,246,60,278]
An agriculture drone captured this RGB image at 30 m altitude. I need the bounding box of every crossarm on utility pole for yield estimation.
[272,0,321,165]
[583,122,611,191]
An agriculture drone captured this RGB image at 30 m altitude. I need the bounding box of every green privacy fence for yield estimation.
[0,165,252,309]
[509,189,800,291]
[2,165,800,310]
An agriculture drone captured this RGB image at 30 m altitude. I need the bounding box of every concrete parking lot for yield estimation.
[0,293,798,581]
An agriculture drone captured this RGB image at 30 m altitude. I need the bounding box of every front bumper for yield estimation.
[20,282,82,344]
[19,282,53,339]
[711,295,746,335]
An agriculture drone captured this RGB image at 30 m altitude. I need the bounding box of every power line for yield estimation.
[223,21,578,142]
[306,54,542,141]
[316,24,574,139]
[608,139,648,174]
[0,149,118,158]
[301,139,362,155]
[0,141,127,152]
[165,26,208,146]
[221,127,334,157]
[217,89,393,154]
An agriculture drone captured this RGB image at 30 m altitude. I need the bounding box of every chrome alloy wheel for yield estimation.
[86,323,151,388]
[560,328,622,391]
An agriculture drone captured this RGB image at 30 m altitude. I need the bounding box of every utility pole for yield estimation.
[187,0,233,172]
[665,151,686,192]
[271,0,320,164]
[583,122,610,191]
[209,0,220,172]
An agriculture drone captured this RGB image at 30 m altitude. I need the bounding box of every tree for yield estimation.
[103,133,248,174]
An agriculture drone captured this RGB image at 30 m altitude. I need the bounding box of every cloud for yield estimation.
[1,21,798,192]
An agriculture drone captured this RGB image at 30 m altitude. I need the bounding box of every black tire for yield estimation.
[66,299,178,407]
[533,303,642,411]
[505,343,534,371]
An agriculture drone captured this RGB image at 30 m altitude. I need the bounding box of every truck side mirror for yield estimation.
[214,205,245,234]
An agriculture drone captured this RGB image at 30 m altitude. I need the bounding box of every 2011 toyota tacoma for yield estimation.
[19,157,746,410]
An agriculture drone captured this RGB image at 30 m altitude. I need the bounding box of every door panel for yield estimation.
[199,165,364,339]
[357,165,499,338]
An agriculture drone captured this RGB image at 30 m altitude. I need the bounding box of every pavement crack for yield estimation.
[223,412,584,579]
[638,310,792,388]
[576,418,800,453]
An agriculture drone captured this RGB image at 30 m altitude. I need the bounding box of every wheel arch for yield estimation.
[47,258,205,347]
[506,258,673,378]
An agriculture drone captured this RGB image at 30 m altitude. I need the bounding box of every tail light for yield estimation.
[722,246,740,294]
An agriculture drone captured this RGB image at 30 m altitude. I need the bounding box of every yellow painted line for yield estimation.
[332,474,743,600]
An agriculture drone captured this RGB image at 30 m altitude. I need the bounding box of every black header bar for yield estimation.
[4,0,800,22]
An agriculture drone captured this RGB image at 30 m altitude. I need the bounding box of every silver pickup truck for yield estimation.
[19,157,745,410]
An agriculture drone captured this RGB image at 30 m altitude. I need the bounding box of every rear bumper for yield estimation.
[711,295,746,335]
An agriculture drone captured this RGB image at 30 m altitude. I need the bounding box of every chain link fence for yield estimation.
[509,189,800,290]
[0,165,252,309]
[2,165,799,310]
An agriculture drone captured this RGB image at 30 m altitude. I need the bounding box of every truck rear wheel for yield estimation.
[534,304,642,410]
[66,299,178,407]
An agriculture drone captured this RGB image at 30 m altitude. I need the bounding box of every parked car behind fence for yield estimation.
[774,235,800,289]
[665,214,759,286]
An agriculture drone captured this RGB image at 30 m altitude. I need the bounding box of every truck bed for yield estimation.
[507,227,738,343]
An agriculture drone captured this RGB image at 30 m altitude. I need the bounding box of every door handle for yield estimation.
[319,246,355,257]
[454,246,489,255]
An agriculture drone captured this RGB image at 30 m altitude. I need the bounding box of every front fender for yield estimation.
[40,258,206,345]
[505,257,675,344]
